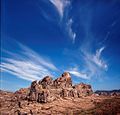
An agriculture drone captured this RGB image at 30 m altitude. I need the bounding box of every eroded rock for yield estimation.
[39,76,53,89]
[53,72,72,88]
[73,83,93,97]
[2,72,93,105]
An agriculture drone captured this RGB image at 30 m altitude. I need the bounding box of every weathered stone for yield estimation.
[28,80,42,101]
[37,90,50,103]
[1,72,93,106]
[68,89,78,98]
[53,72,72,88]
[14,88,30,100]
[1,72,120,115]
[60,88,69,97]
[21,73,93,103]
[28,80,51,103]
[39,76,53,89]
[73,83,93,97]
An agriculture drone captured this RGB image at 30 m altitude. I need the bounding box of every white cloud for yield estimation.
[69,70,89,79]
[66,19,76,43]
[81,46,108,78]
[67,67,89,79]
[49,0,76,43]
[49,0,70,18]
[1,43,58,81]
[92,47,108,70]
[19,43,58,71]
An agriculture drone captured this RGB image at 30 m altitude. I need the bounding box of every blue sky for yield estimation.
[1,0,120,91]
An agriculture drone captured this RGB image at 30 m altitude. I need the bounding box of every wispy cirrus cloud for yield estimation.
[81,46,108,78]
[64,44,108,80]
[19,43,58,71]
[49,0,76,43]
[49,0,70,18]
[75,4,108,79]
[66,19,76,44]
[93,47,108,70]
[1,42,58,81]
[67,67,89,79]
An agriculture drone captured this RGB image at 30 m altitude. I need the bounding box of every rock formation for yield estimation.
[53,72,72,88]
[39,76,53,89]
[73,83,93,97]
[0,72,120,115]
[27,72,93,103]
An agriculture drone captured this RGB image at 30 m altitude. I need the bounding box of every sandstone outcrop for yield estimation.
[0,72,93,104]
[15,88,30,100]
[27,72,93,103]
[39,76,53,89]
[53,72,72,88]
[73,83,93,97]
